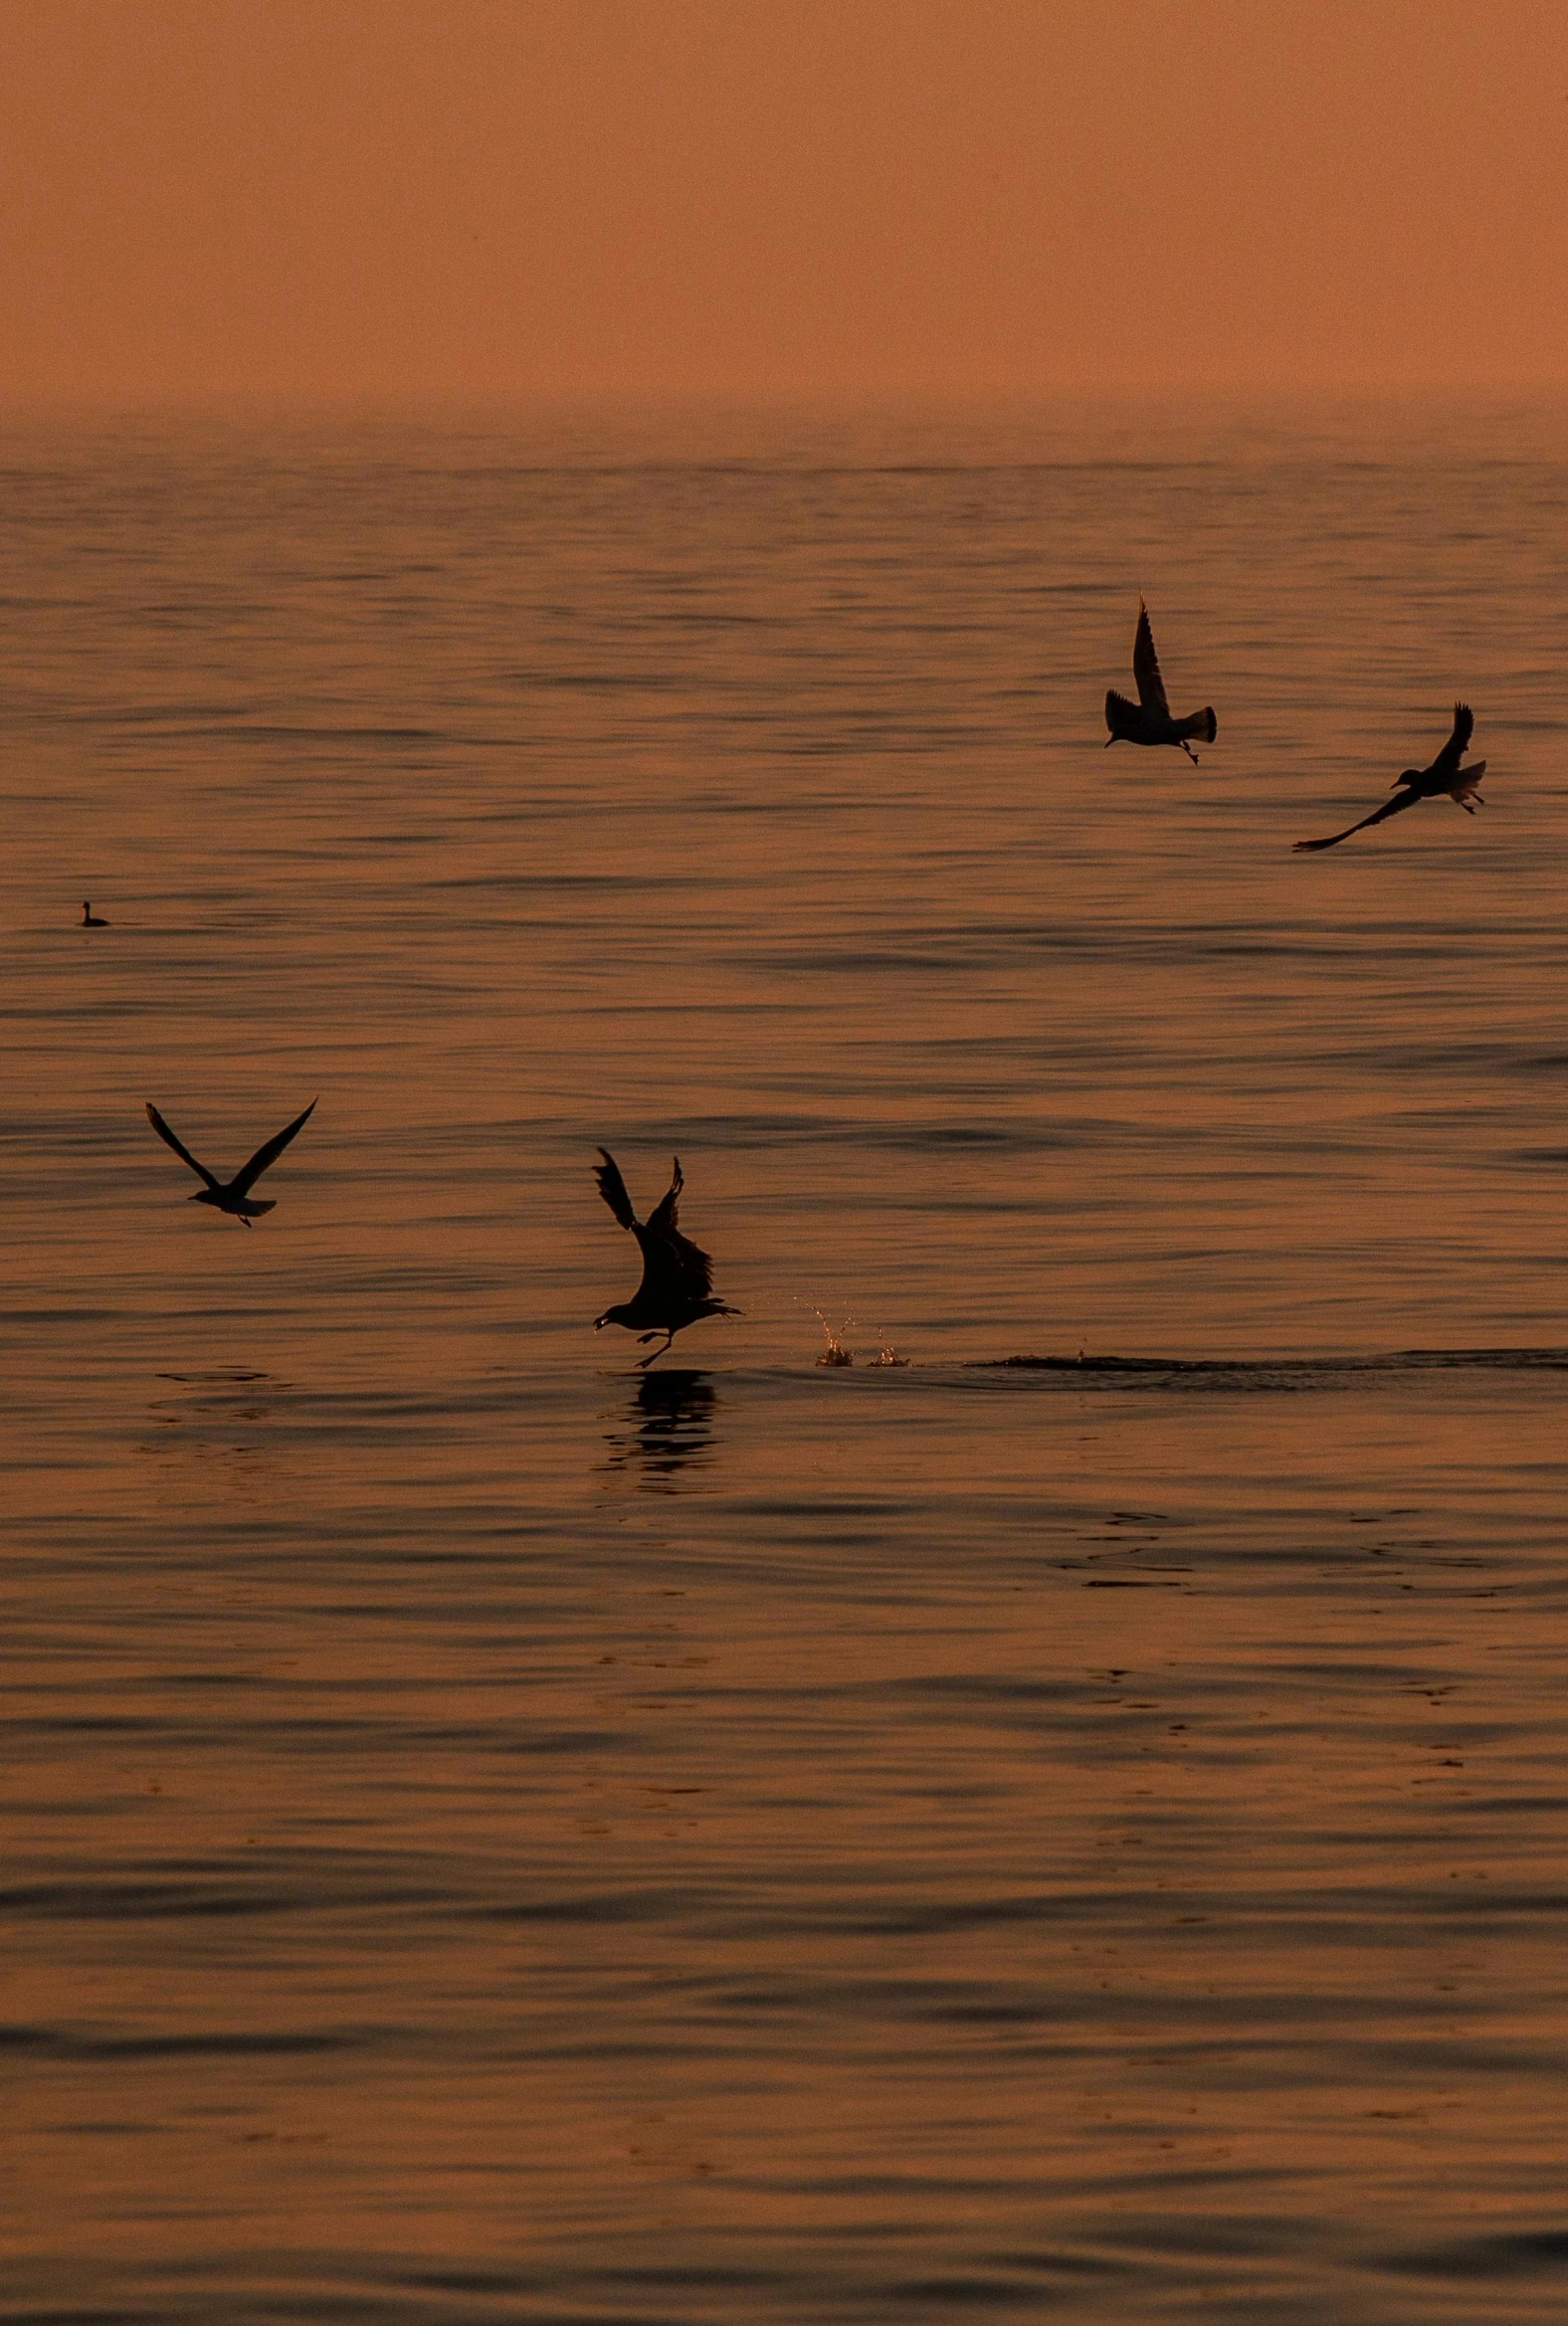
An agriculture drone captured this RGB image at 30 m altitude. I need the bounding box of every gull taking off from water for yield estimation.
[1293,703,1486,854]
[145,1098,316,1225]
[1105,600,1218,763]
[593,1149,738,1367]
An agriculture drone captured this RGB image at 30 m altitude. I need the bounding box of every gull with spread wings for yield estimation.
[1104,599,1218,763]
[1293,703,1486,854]
[144,1098,316,1224]
[593,1148,738,1367]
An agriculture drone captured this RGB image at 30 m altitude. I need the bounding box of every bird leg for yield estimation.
[636,1331,676,1370]
[1180,739,1201,765]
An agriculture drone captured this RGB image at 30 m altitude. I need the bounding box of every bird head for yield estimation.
[595,1304,633,1332]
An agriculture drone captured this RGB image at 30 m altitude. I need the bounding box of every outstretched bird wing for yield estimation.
[634,1217,719,1306]
[646,1157,684,1238]
[145,1103,221,1191]
[1132,601,1169,716]
[1292,788,1423,854]
[640,1163,721,1303]
[230,1099,317,1195]
[1430,701,1474,782]
[594,1147,639,1230]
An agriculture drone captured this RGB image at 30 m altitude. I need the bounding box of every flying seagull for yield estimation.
[144,1098,316,1225]
[593,1148,738,1367]
[1105,599,1218,763]
[1293,703,1486,854]
[81,901,107,926]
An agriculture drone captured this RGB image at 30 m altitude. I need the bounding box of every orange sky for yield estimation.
[2,0,1565,407]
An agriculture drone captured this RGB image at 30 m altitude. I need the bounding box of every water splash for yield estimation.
[863,1317,909,1366]
[797,1298,855,1366]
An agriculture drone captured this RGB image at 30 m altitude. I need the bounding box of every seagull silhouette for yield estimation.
[145,1098,316,1225]
[1293,703,1486,853]
[1105,600,1218,763]
[593,1149,738,1367]
[81,901,107,926]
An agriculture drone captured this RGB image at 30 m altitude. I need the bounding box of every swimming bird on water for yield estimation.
[144,1098,316,1225]
[1104,600,1218,763]
[1293,703,1486,854]
[81,901,107,926]
[593,1148,738,1366]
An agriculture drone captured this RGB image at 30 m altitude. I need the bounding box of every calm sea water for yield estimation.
[4,401,1568,2323]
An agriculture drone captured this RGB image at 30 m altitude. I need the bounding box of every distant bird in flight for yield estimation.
[593,1148,738,1366]
[1105,600,1218,763]
[1293,703,1486,854]
[81,901,107,927]
[144,1098,316,1225]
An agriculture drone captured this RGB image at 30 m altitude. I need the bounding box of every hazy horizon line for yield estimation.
[3,381,1568,427]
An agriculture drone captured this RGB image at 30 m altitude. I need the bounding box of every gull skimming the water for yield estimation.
[1293,703,1486,854]
[145,1098,317,1225]
[593,1149,738,1367]
[81,901,107,926]
[1104,600,1217,763]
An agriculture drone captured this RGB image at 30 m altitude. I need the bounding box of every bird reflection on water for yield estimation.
[602,1368,719,1487]
[137,1368,282,1500]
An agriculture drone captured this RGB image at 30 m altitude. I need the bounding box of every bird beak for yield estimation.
[593,1316,606,1331]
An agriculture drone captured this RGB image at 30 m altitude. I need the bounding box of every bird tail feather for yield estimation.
[1178,706,1218,744]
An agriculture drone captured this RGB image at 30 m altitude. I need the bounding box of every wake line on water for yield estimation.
[973,1347,1568,1387]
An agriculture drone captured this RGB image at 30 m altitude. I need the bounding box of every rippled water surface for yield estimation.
[5,403,1568,2321]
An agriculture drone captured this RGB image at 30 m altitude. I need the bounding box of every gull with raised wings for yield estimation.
[145,1098,316,1225]
[1293,703,1486,854]
[593,1149,738,1367]
[1104,599,1218,763]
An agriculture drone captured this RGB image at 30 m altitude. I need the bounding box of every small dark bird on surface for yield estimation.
[1105,599,1218,763]
[593,1148,738,1367]
[1293,703,1486,854]
[144,1098,316,1225]
[81,901,107,926]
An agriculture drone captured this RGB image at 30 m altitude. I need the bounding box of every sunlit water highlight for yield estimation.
[3,402,1568,2322]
